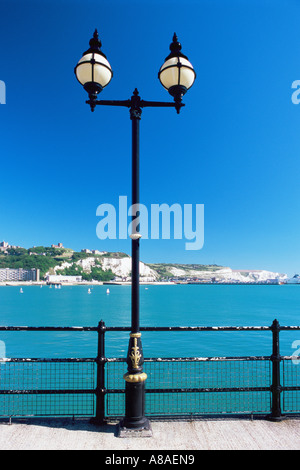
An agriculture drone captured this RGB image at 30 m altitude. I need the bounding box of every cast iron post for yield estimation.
[91,319,106,424]
[269,319,284,421]
[119,90,151,434]
[85,89,181,436]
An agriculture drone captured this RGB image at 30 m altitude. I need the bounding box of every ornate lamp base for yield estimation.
[117,376,152,437]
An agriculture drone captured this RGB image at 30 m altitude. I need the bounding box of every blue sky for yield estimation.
[1,0,300,276]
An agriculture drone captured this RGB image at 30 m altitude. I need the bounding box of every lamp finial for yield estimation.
[170,33,182,54]
[89,29,102,51]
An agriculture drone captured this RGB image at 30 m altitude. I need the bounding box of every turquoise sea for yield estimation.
[0,284,300,360]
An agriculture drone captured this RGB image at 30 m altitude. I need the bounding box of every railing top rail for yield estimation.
[0,326,98,332]
[0,357,96,363]
[279,326,300,330]
[107,326,272,331]
[0,324,299,332]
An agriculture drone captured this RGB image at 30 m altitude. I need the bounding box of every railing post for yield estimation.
[91,320,106,424]
[268,319,284,421]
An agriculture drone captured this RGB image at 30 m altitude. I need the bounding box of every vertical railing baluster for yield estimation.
[268,319,284,421]
[91,320,106,424]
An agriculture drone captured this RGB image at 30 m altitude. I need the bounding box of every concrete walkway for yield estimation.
[0,417,299,450]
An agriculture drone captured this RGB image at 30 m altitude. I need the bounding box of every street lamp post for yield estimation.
[75,30,196,435]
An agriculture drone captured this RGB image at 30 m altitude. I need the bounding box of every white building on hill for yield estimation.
[46,274,82,283]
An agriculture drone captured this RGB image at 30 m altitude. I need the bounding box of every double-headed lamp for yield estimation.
[159,33,196,112]
[74,29,113,100]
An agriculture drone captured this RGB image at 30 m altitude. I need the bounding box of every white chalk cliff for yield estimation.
[54,256,159,281]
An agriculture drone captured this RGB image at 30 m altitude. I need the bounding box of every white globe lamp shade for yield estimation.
[74,30,113,99]
[159,33,196,113]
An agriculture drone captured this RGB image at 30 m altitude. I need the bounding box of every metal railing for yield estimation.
[0,319,299,422]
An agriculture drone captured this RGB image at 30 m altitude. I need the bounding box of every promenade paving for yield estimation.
[0,417,299,450]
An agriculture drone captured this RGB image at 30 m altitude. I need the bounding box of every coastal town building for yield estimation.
[0,268,40,282]
[46,274,82,283]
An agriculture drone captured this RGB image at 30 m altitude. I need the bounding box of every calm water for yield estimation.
[0,284,300,359]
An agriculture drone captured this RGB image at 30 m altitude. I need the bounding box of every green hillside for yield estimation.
[147,263,222,278]
[0,246,126,280]
[0,245,222,281]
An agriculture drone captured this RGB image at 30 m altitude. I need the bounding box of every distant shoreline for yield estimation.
[0,281,175,287]
[0,281,295,287]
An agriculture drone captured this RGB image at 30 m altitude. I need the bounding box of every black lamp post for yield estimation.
[75,30,196,435]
